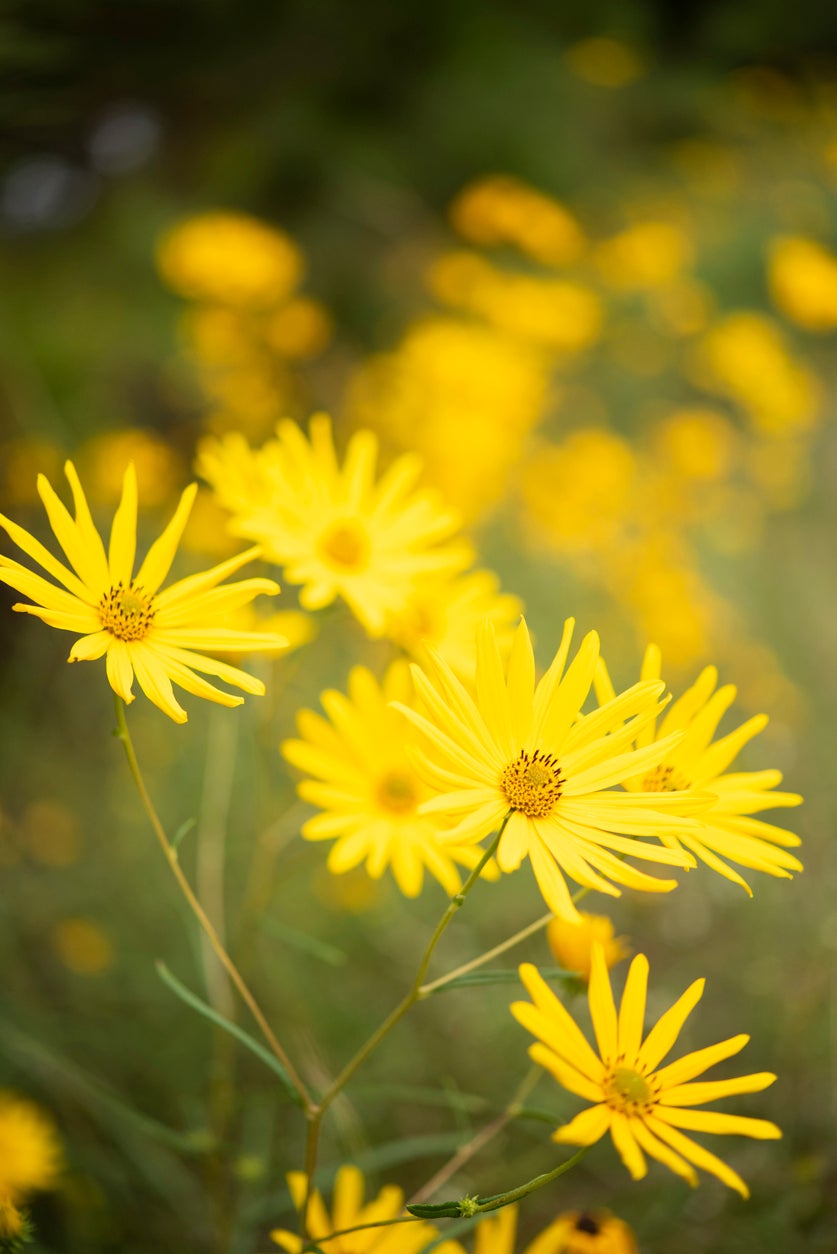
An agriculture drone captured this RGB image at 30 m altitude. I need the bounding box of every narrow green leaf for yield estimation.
[172,816,196,851]
[156,962,303,1107]
[260,916,347,967]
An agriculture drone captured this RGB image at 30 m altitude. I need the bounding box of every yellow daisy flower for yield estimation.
[282,661,492,898]
[199,414,471,637]
[547,911,630,981]
[595,646,803,893]
[0,461,288,723]
[512,948,781,1196]
[271,1166,445,1254]
[397,619,700,921]
[0,1091,62,1224]
[443,1203,637,1254]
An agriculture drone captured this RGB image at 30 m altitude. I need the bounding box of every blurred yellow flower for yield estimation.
[21,800,81,867]
[651,409,738,484]
[75,429,184,510]
[428,252,602,352]
[443,1202,637,1254]
[398,619,698,921]
[384,566,523,682]
[768,235,837,331]
[547,911,630,981]
[513,949,781,1195]
[449,175,585,265]
[518,432,637,562]
[565,37,644,89]
[52,917,114,975]
[282,662,492,898]
[202,414,469,636]
[156,211,302,308]
[271,1166,443,1254]
[596,221,692,290]
[0,1091,62,1229]
[595,645,803,892]
[0,462,288,722]
[263,297,333,358]
[693,312,820,434]
[347,316,550,522]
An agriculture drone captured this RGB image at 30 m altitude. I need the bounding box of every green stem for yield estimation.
[407,1147,589,1219]
[420,913,553,996]
[299,816,510,1237]
[113,696,313,1113]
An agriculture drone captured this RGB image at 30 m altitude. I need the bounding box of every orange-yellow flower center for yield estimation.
[642,763,691,792]
[604,1065,657,1112]
[376,768,418,815]
[500,749,564,818]
[318,520,370,571]
[98,583,155,642]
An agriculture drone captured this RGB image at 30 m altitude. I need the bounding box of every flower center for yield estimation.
[574,1214,600,1235]
[98,583,155,642]
[604,1065,657,1113]
[318,520,370,571]
[376,768,418,815]
[500,749,564,818]
[642,763,691,792]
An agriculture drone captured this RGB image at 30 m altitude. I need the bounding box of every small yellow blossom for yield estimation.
[0,1091,62,1217]
[596,222,692,290]
[767,235,837,332]
[547,912,630,980]
[156,211,302,308]
[449,176,585,265]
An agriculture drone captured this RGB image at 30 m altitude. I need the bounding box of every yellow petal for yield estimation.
[134,482,199,594]
[108,463,138,587]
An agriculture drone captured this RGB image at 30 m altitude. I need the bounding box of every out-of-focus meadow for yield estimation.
[1,3,837,1251]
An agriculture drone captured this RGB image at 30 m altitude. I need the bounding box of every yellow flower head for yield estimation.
[547,912,630,981]
[449,176,585,266]
[201,415,470,637]
[595,645,803,893]
[282,661,493,898]
[271,1167,442,1254]
[768,235,837,332]
[397,618,701,922]
[0,462,289,722]
[156,211,302,308]
[0,1091,62,1204]
[513,948,781,1195]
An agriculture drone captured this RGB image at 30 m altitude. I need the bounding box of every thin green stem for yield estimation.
[466,1148,589,1214]
[420,885,591,996]
[113,696,313,1113]
[420,913,553,995]
[408,1065,542,1207]
[407,1147,589,1219]
[299,816,510,1238]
